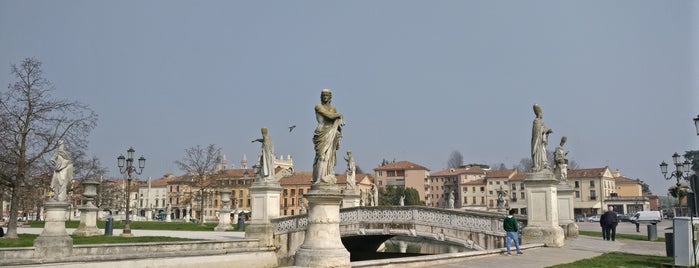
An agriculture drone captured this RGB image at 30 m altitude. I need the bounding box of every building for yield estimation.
[374,161,430,201]
[136,174,175,220]
[426,165,488,209]
[507,172,527,215]
[485,169,518,210]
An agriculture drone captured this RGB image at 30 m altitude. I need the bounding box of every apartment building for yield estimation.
[374,161,430,201]
[278,172,373,216]
[426,165,488,209]
[569,167,616,216]
[485,169,517,210]
[507,172,527,214]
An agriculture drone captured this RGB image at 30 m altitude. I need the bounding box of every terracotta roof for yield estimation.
[335,173,369,185]
[430,166,488,177]
[568,167,609,178]
[151,176,177,187]
[217,168,255,177]
[615,176,640,184]
[374,161,430,171]
[509,173,526,181]
[279,172,313,185]
[485,169,517,178]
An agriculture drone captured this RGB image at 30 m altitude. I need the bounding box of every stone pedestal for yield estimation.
[34,201,73,258]
[215,208,233,231]
[245,181,282,246]
[73,204,101,237]
[521,170,565,247]
[557,182,578,238]
[341,189,360,208]
[295,184,350,268]
[146,210,153,221]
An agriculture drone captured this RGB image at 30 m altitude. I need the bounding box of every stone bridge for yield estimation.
[271,206,526,264]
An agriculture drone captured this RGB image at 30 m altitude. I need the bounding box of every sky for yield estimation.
[0,1,697,196]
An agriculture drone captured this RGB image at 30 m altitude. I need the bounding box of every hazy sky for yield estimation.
[1,1,697,196]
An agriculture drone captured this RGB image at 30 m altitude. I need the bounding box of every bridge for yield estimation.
[271,206,526,264]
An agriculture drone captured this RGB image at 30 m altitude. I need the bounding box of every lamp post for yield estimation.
[117,147,145,236]
[660,152,692,216]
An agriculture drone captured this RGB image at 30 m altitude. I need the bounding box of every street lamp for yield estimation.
[660,152,692,216]
[117,147,145,236]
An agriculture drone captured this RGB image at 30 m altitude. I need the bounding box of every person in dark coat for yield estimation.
[601,206,619,241]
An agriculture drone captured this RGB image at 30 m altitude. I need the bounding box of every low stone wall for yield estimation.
[0,239,277,267]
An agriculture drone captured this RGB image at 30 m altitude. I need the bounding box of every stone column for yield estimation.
[557,182,578,238]
[295,184,350,268]
[341,188,360,208]
[521,170,565,247]
[34,201,73,258]
[215,191,233,231]
[73,178,102,236]
[245,181,282,246]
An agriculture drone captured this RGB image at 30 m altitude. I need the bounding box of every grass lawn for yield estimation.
[0,234,198,248]
[578,231,665,242]
[547,252,673,268]
[26,220,246,231]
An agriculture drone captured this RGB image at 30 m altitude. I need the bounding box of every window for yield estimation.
[387,171,396,177]
[489,181,493,185]
[575,191,580,198]
[378,171,383,176]
[480,187,485,192]
[463,187,467,192]
[520,183,524,190]
[574,181,580,188]
[511,183,516,191]
[472,187,476,192]
[299,189,304,195]
[590,190,597,200]
[521,192,525,199]
[283,189,288,196]
[481,197,485,204]
[590,180,595,187]
[489,191,493,195]
[291,189,296,196]
[472,196,476,203]
[511,192,517,200]
[489,200,494,207]
[496,181,500,185]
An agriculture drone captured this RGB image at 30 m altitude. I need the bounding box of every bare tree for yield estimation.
[0,58,97,238]
[447,150,464,169]
[174,144,221,225]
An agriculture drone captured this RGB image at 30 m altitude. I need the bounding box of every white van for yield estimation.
[630,211,662,223]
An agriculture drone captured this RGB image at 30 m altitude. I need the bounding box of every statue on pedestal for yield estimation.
[50,140,73,202]
[344,150,356,190]
[448,191,455,209]
[399,195,405,206]
[554,136,569,183]
[531,104,553,172]
[252,127,276,182]
[497,186,508,209]
[312,89,345,184]
[371,183,378,206]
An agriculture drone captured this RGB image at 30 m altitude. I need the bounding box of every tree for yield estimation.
[174,144,221,225]
[447,150,463,169]
[378,186,424,206]
[0,58,97,238]
[635,178,652,194]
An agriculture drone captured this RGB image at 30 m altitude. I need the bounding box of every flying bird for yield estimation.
[288,125,296,132]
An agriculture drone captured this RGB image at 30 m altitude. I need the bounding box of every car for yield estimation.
[588,215,601,222]
[630,211,662,224]
[618,214,632,222]
[575,215,585,222]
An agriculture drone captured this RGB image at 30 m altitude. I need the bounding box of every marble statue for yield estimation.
[531,104,553,172]
[344,150,356,190]
[359,190,365,206]
[496,186,507,209]
[554,136,569,183]
[49,140,73,202]
[399,195,405,206]
[299,197,307,214]
[371,183,378,206]
[252,127,275,182]
[448,191,455,209]
[312,89,345,184]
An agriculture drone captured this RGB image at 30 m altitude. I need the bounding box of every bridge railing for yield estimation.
[271,206,525,235]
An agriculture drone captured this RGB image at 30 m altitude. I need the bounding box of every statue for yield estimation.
[344,150,356,190]
[448,191,455,209]
[252,127,275,182]
[496,186,507,209]
[554,136,569,183]
[371,183,379,206]
[312,89,345,184]
[49,140,73,202]
[359,190,365,206]
[299,197,307,214]
[399,195,405,206]
[531,104,553,172]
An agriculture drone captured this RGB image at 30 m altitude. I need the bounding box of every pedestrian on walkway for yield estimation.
[503,209,523,256]
[601,206,619,241]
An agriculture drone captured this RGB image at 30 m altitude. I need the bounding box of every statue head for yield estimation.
[261,127,268,135]
[321,89,332,103]
[560,136,567,145]
[533,104,542,118]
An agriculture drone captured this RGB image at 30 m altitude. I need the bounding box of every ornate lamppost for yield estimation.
[117,147,145,236]
[660,152,692,216]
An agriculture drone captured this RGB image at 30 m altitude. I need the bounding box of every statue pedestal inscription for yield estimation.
[557,182,579,238]
[295,184,350,268]
[34,201,73,258]
[245,181,281,246]
[521,170,565,247]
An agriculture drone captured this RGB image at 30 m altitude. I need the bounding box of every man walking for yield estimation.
[601,206,619,241]
[503,209,523,255]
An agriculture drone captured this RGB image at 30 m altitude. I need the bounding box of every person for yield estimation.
[601,206,619,241]
[553,136,569,182]
[252,127,275,181]
[50,140,73,202]
[531,104,553,172]
[503,209,523,256]
[312,89,345,184]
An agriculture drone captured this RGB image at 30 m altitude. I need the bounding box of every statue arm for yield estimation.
[315,104,343,120]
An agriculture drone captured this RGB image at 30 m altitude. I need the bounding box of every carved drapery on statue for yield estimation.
[50,141,73,202]
[554,136,569,183]
[531,104,553,172]
[312,89,345,184]
[253,127,276,182]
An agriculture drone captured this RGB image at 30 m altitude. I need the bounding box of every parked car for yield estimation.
[575,215,585,222]
[588,215,601,222]
[618,214,632,222]
[630,211,662,224]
